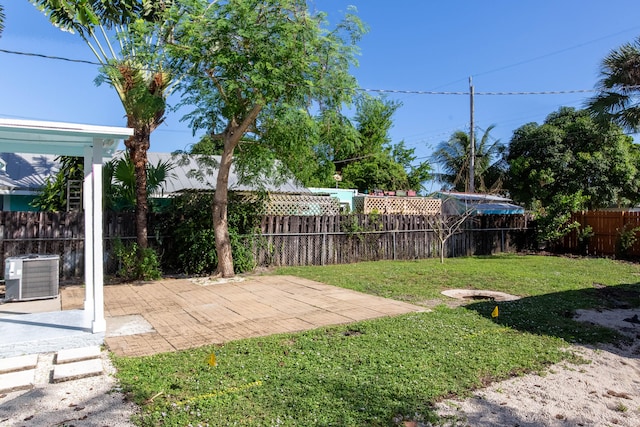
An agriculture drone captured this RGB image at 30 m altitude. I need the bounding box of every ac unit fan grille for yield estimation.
[22,259,59,299]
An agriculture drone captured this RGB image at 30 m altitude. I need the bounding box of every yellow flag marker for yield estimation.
[491,306,499,318]
[207,353,217,367]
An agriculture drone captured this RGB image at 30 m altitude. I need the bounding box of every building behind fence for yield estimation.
[0,211,532,280]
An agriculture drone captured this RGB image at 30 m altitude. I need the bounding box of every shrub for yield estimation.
[532,192,586,249]
[576,225,594,255]
[112,239,162,281]
[616,224,640,259]
[163,191,264,275]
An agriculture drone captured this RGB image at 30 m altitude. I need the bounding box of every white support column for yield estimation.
[83,146,95,323]
[91,140,106,333]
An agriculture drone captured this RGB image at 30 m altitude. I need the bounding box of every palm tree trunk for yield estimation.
[125,126,150,249]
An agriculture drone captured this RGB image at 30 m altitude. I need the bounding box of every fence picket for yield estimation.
[0,212,532,279]
[562,210,640,256]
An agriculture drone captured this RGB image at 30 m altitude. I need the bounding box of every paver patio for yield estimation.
[79,275,425,357]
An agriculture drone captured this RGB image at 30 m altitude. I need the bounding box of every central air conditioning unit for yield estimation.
[4,254,60,301]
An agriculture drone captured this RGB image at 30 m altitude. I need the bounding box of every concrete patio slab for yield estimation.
[0,275,426,361]
[0,297,61,318]
[0,310,104,358]
[102,275,426,357]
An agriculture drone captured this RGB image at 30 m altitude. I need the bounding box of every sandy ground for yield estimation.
[0,351,138,427]
[435,308,640,427]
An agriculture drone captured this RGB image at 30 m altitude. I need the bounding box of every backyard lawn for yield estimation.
[113,254,640,426]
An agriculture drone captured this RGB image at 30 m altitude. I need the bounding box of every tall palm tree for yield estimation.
[30,0,173,249]
[432,124,505,193]
[587,37,640,132]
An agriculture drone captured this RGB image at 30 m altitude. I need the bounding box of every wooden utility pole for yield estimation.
[469,76,475,193]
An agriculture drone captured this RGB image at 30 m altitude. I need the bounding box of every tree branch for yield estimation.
[228,103,263,149]
[206,68,228,103]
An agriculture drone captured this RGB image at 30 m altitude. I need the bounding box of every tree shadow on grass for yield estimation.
[463,282,640,358]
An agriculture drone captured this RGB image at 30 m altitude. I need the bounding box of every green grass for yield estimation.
[274,254,640,302]
[113,254,640,426]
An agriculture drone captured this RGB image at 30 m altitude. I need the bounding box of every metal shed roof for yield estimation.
[141,152,309,195]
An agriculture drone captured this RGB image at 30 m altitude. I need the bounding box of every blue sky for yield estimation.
[2,1,640,183]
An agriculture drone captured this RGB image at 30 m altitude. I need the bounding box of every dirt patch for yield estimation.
[441,289,521,302]
[434,308,640,426]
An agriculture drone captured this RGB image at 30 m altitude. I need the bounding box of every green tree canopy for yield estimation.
[187,90,430,194]
[332,96,431,193]
[31,155,174,213]
[168,0,366,277]
[30,156,84,212]
[314,95,431,192]
[103,156,175,213]
[506,107,640,211]
[392,141,432,192]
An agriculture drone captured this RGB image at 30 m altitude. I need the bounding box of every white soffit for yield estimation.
[0,119,133,157]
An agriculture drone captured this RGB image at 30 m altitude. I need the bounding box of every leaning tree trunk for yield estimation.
[212,143,235,277]
[124,125,150,250]
[211,105,263,278]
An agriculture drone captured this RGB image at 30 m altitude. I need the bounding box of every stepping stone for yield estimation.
[52,359,103,383]
[0,354,38,374]
[56,346,101,364]
[0,369,35,393]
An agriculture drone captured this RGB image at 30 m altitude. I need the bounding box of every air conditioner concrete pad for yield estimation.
[0,354,38,374]
[52,359,103,383]
[0,369,35,393]
[56,346,101,364]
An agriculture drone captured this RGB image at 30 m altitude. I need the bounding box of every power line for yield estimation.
[0,48,102,67]
[0,47,628,96]
[361,88,599,96]
[423,25,640,91]
[474,25,640,79]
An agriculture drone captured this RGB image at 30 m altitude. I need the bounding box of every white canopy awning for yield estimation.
[0,119,127,157]
[0,118,133,333]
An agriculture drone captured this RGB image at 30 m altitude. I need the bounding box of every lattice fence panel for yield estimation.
[353,196,441,215]
[264,194,340,216]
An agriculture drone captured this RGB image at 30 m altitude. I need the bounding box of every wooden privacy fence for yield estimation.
[0,211,140,280]
[0,211,532,279]
[563,211,640,257]
[254,214,531,266]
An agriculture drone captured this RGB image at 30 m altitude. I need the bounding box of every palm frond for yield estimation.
[0,4,5,37]
[587,37,640,132]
